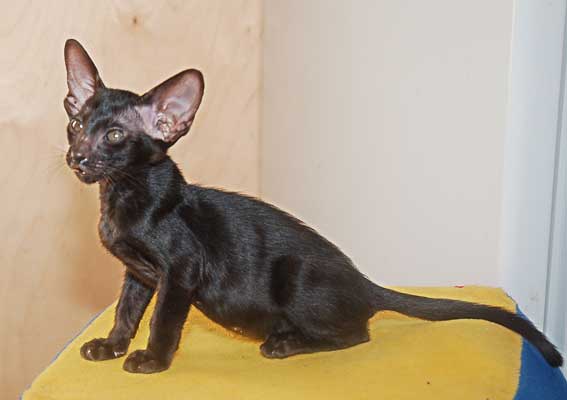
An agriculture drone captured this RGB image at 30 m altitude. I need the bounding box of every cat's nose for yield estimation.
[70,151,88,170]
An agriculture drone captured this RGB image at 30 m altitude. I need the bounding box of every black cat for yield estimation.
[63,39,562,373]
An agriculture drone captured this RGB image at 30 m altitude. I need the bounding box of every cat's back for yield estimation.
[185,184,312,237]
[184,184,347,260]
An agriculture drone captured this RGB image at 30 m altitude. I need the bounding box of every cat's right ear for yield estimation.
[63,39,104,116]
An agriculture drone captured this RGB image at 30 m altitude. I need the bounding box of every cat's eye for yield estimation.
[69,118,82,133]
[106,129,125,144]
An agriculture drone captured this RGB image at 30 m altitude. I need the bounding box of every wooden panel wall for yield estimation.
[0,1,261,397]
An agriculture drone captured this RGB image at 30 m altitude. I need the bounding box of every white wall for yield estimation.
[262,0,514,286]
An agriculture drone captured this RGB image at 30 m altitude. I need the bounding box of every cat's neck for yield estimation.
[98,156,185,214]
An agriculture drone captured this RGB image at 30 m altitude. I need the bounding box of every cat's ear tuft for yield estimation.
[63,39,104,116]
[137,69,204,145]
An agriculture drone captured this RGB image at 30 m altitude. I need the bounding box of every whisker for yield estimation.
[44,155,68,182]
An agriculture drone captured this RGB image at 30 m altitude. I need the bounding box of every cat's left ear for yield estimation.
[63,39,104,116]
[137,69,204,145]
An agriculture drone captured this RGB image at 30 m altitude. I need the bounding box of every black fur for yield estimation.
[63,39,563,373]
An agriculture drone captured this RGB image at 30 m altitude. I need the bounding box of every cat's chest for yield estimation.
[98,212,160,285]
[98,213,120,249]
[98,193,142,248]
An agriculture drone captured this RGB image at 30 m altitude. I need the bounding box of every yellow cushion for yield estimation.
[23,286,521,400]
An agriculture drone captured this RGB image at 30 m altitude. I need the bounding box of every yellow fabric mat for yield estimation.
[23,286,521,400]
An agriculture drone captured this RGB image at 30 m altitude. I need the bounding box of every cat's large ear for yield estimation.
[136,69,204,144]
[63,39,104,116]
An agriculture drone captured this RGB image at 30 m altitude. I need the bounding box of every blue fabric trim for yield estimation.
[514,307,567,400]
[20,305,111,399]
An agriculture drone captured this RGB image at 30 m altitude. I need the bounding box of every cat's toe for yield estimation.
[123,349,169,374]
[260,339,290,358]
[260,334,306,359]
[80,338,128,361]
[260,343,279,358]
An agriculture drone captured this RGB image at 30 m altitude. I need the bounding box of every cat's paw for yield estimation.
[260,334,303,359]
[123,349,169,374]
[80,338,128,361]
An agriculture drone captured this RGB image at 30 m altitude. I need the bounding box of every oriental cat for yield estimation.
[63,39,562,373]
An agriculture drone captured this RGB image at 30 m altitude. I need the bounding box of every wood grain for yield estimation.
[0,1,261,397]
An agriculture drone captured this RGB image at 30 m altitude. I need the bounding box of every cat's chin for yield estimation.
[75,171,101,184]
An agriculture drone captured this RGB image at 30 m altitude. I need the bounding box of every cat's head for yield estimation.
[63,39,204,184]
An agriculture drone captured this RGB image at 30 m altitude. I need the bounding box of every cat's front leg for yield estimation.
[81,272,154,361]
[123,269,194,373]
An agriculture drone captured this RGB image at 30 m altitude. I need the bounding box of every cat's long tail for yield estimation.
[371,285,563,367]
